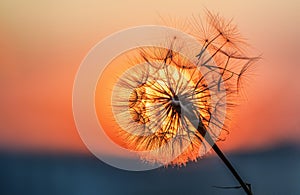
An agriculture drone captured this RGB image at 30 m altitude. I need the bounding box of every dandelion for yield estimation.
[110,11,260,195]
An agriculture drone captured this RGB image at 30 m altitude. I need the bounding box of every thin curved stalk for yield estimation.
[185,108,252,195]
[196,126,252,195]
[211,143,252,195]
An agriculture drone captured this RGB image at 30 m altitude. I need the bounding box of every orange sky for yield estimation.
[0,0,299,156]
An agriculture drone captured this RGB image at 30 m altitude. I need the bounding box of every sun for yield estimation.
[95,46,221,165]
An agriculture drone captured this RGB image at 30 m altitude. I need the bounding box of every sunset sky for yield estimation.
[0,0,299,157]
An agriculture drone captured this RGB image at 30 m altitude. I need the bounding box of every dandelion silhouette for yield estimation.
[110,11,260,195]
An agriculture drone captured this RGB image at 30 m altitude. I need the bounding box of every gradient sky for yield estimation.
[0,0,299,156]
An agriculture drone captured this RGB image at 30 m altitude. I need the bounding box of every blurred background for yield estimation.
[0,0,299,194]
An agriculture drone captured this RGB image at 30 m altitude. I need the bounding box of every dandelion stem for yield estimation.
[191,112,252,194]
[211,143,253,195]
[195,125,252,194]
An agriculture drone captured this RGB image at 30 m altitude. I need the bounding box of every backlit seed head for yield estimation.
[110,12,259,166]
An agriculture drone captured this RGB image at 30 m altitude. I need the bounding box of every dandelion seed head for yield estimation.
[94,12,259,167]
